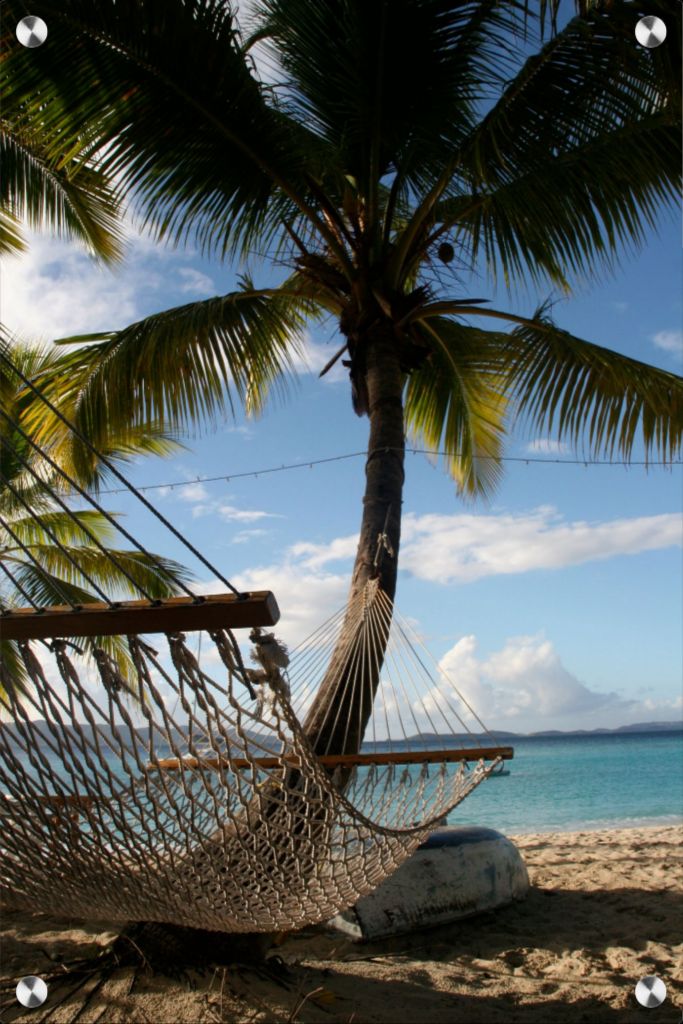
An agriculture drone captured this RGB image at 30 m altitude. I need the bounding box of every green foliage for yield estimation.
[0,336,193,698]
[503,306,683,462]
[0,120,124,261]
[434,0,681,288]
[405,319,508,498]
[1,0,681,502]
[44,277,317,442]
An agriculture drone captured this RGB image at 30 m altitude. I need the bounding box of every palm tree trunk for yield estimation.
[303,325,405,758]
[182,329,406,944]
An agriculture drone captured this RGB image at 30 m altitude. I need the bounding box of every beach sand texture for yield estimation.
[1,824,681,1023]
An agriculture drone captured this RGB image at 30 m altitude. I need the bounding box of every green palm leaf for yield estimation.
[44,281,318,440]
[0,0,332,263]
[501,307,683,462]
[0,208,27,258]
[435,114,677,288]
[253,0,522,203]
[0,640,30,698]
[8,547,191,603]
[0,119,124,262]
[2,510,116,549]
[2,330,185,492]
[442,0,680,286]
[0,338,195,699]
[410,299,683,463]
[392,0,680,289]
[405,318,508,498]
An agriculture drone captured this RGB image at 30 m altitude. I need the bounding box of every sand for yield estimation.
[1,824,681,1023]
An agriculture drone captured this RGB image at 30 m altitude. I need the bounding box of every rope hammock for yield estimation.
[0,347,511,933]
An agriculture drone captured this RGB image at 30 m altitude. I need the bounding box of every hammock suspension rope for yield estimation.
[0,346,511,933]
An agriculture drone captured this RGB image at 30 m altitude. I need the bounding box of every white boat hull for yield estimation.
[329,826,529,941]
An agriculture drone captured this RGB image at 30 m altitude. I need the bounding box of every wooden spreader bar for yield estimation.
[149,746,514,773]
[1,794,95,809]
[0,591,280,641]
[0,793,97,822]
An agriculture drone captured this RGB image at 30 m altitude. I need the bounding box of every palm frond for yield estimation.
[0,333,196,698]
[0,640,30,701]
[0,119,124,262]
[404,318,508,498]
[502,306,683,461]
[0,478,57,519]
[9,547,192,602]
[30,418,185,495]
[0,0,334,263]
[4,559,108,611]
[1,330,185,492]
[39,282,318,441]
[1,510,117,550]
[444,0,681,287]
[0,208,27,258]
[254,0,523,209]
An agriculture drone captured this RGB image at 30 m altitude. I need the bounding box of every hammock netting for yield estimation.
[0,343,506,933]
[0,580,500,932]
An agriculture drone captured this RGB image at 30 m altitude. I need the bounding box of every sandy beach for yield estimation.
[1,824,681,1023]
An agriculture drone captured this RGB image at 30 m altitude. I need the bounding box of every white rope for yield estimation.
[1,580,504,932]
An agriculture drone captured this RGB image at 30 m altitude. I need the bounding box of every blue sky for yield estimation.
[4,205,680,736]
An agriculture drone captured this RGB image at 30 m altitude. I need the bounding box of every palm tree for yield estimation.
[2,0,681,756]
[0,335,193,696]
[0,119,123,261]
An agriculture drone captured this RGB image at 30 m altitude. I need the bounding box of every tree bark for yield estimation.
[303,324,405,758]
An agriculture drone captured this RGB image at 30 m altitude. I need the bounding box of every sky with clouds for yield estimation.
[2,61,681,737]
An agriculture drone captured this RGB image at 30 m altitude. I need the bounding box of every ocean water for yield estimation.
[446,731,683,835]
[2,728,681,837]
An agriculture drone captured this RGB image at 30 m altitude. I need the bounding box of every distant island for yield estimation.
[523,721,683,737]
[400,721,683,744]
[1,719,681,748]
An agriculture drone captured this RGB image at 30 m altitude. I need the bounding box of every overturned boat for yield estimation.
[329,825,529,941]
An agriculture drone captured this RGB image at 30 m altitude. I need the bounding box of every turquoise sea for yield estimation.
[446,731,683,835]
[2,728,681,836]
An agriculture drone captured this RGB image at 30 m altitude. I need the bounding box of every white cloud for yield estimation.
[177,267,215,295]
[201,564,349,649]
[283,507,680,585]
[431,633,638,732]
[177,482,210,502]
[154,476,281,524]
[288,333,348,383]
[232,528,270,544]
[651,330,683,355]
[428,632,683,733]
[289,534,359,570]
[1,234,139,340]
[0,224,213,342]
[398,507,681,585]
[525,439,569,455]
[217,503,281,523]
[483,635,617,716]
[186,496,282,522]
